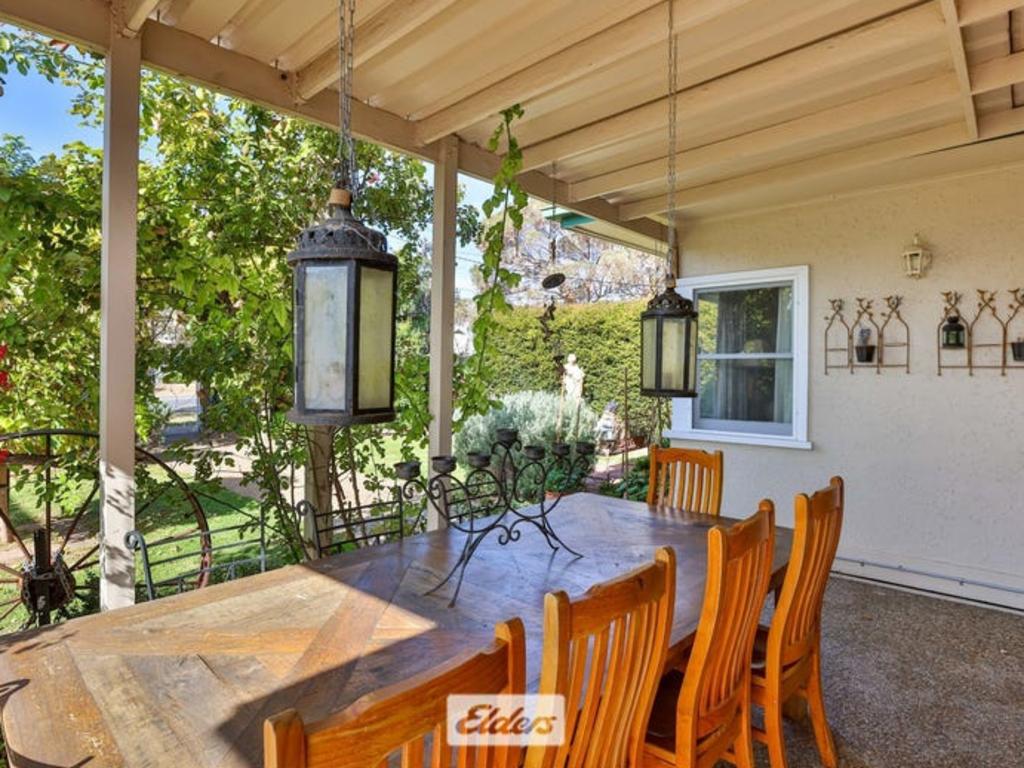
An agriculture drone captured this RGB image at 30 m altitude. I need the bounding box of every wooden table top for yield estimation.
[0,493,791,768]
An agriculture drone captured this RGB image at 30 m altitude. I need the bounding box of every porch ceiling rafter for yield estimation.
[571,71,962,203]
[4,0,1024,237]
[521,1,948,173]
[0,0,666,248]
[938,0,980,139]
[957,0,1024,26]
[293,0,463,102]
[620,107,1024,219]
[412,0,756,146]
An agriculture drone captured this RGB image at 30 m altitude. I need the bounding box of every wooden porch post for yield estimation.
[98,21,141,610]
[427,136,458,530]
[303,426,334,551]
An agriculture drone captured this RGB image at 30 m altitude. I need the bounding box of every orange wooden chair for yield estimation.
[751,477,844,768]
[643,504,775,768]
[264,618,525,768]
[524,547,677,768]
[647,446,724,516]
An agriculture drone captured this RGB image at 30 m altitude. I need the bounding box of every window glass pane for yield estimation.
[697,284,792,354]
[696,359,793,433]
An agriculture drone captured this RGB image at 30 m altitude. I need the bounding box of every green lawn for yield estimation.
[0,467,290,632]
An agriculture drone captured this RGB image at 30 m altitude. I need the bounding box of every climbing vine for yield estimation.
[454,105,528,426]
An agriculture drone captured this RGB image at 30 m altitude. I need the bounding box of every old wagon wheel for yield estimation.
[0,429,210,631]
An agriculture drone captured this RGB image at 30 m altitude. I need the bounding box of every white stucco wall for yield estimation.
[670,167,1024,609]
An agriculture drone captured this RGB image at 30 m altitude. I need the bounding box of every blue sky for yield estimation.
[0,61,487,295]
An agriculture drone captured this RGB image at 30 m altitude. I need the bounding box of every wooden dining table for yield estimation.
[0,492,791,768]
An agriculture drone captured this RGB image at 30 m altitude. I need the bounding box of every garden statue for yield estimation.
[557,353,586,442]
[562,353,585,401]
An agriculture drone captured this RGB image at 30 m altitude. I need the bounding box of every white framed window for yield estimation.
[665,265,810,450]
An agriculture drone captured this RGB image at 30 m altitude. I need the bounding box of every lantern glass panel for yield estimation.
[641,316,658,390]
[357,265,395,410]
[661,316,691,391]
[303,263,351,410]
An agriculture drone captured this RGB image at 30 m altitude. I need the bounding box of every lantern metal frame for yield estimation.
[288,197,399,426]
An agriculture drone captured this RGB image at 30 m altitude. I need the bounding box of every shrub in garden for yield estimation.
[454,390,597,465]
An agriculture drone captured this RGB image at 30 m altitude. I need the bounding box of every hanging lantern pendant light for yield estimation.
[640,0,698,399]
[288,0,399,426]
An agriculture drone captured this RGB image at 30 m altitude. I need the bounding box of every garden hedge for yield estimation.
[487,299,664,440]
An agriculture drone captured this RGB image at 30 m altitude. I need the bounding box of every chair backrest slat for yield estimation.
[265,620,526,768]
[674,504,774,762]
[772,477,844,668]
[525,547,676,768]
[647,446,723,516]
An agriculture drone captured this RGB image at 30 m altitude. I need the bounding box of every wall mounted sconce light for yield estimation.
[903,234,932,278]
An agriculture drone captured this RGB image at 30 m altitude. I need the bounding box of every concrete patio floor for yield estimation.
[760,577,1024,768]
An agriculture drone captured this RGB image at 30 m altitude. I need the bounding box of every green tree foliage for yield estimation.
[470,200,665,305]
[485,299,668,442]
[0,31,483,556]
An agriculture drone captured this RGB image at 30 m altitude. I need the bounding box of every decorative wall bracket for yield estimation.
[937,289,1024,375]
[824,296,909,374]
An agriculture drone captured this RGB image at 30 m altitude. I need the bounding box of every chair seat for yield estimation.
[645,668,684,751]
[751,624,769,673]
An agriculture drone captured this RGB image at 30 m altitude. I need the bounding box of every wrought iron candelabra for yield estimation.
[395,428,594,606]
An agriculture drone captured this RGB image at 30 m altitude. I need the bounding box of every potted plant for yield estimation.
[1012,336,1024,362]
[854,327,876,363]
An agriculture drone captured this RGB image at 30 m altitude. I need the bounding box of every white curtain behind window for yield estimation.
[774,286,793,424]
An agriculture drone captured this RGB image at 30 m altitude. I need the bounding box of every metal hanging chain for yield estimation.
[665,0,678,278]
[550,161,558,263]
[337,0,357,190]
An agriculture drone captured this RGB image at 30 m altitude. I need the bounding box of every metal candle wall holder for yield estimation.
[394,428,593,606]
[937,289,1024,375]
[824,296,910,374]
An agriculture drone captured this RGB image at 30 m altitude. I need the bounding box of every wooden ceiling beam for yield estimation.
[293,0,462,102]
[958,0,1024,26]
[0,0,110,50]
[970,50,1024,93]
[574,73,960,203]
[938,0,980,139]
[120,0,161,36]
[519,2,945,173]
[620,123,970,217]
[412,0,759,146]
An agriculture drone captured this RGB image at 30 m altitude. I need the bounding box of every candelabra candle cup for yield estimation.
[495,428,519,447]
[524,445,546,461]
[395,460,421,480]
[551,442,571,458]
[431,455,457,474]
[467,452,491,469]
[575,442,596,456]
[1011,340,1024,362]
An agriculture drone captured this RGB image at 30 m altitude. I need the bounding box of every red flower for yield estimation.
[0,449,9,465]
[0,344,7,361]
[0,370,9,391]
